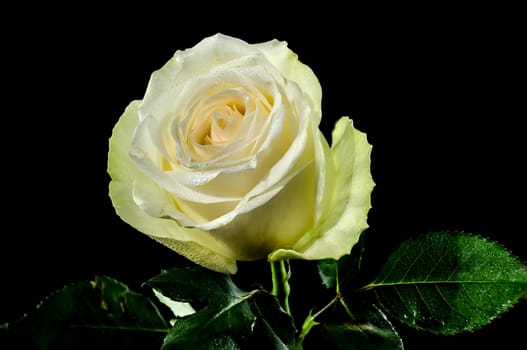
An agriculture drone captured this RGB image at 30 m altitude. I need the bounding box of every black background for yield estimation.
[1,4,524,349]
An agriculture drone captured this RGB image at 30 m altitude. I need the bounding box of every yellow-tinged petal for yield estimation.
[269,117,374,261]
[108,101,237,274]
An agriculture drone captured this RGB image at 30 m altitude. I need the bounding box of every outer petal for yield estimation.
[269,117,374,261]
[255,39,322,122]
[108,101,237,273]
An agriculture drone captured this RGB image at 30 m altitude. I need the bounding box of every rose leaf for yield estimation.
[321,303,403,350]
[145,266,297,349]
[365,231,527,334]
[0,276,169,349]
[318,231,367,292]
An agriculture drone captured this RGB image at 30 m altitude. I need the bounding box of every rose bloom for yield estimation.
[108,34,374,274]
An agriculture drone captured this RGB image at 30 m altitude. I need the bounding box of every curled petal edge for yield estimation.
[268,117,374,262]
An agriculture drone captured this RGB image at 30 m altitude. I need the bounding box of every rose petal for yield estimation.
[129,117,242,204]
[139,34,269,125]
[255,39,322,123]
[268,117,374,261]
[181,85,312,232]
[108,101,237,273]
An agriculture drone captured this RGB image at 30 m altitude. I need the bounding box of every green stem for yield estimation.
[269,260,291,316]
[270,261,279,296]
[280,260,291,315]
[339,297,354,321]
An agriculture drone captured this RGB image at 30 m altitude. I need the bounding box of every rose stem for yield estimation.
[269,260,292,316]
[279,260,291,315]
[270,261,280,296]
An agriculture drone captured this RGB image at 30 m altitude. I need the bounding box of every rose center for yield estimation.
[197,102,245,146]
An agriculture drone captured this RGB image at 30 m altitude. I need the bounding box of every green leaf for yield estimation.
[318,232,366,291]
[323,303,403,350]
[367,231,527,334]
[249,292,299,349]
[145,266,296,349]
[1,276,169,349]
[318,258,339,290]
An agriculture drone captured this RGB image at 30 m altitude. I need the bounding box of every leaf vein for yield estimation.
[434,284,471,320]
[378,242,413,283]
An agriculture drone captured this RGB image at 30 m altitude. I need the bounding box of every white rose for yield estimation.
[108,34,374,274]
